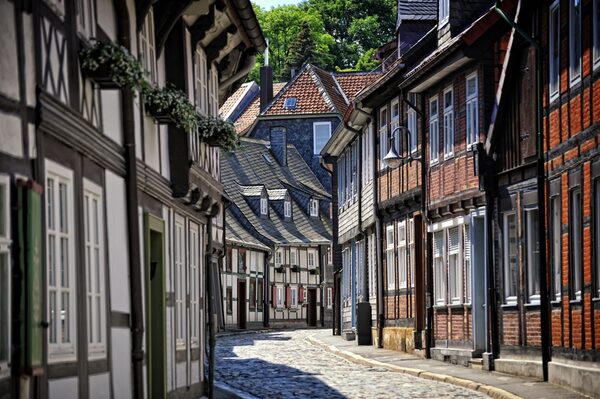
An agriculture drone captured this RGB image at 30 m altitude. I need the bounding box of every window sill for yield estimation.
[524,301,541,309]
[570,298,582,306]
[447,303,466,309]
[444,153,454,160]
[551,299,562,307]
[501,302,518,310]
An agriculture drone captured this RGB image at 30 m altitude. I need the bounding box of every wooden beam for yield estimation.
[154,0,194,57]
[205,24,237,64]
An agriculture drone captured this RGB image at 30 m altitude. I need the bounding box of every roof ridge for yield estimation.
[307,64,339,114]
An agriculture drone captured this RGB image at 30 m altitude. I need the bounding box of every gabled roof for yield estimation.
[220,82,257,121]
[267,189,288,201]
[222,138,331,246]
[238,184,265,197]
[334,72,380,102]
[397,0,438,23]
[229,82,287,135]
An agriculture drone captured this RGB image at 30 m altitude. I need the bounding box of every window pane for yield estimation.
[0,253,8,362]
[59,183,68,233]
[526,208,540,302]
[571,190,582,299]
[551,196,561,300]
[61,237,69,287]
[49,291,57,343]
[505,213,518,301]
[61,292,70,343]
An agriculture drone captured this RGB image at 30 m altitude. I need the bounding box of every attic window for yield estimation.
[283,97,297,109]
[260,197,268,215]
[309,199,319,217]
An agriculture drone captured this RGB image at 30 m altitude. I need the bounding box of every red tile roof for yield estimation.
[234,82,286,135]
[335,72,380,102]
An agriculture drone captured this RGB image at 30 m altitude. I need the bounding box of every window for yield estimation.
[466,74,478,148]
[46,160,77,362]
[327,287,333,309]
[260,196,268,215]
[290,249,298,266]
[433,231,446,306]
[77,0,96,38]
[362,124,373,182]
[397,222,407,289]
[386,225,395,290]
[208,66,219,117]
[257,279,264,311]
[525,208,540,303]
[249,279,256,311]
[391,98,400,152]
[369,234,377,297]
[284,201,291,218]
[345,149,351,202]
[504,213,518,304]
[351,141,358,198]
[83,180,106,358]
[357,240,365,299]
[439,0,450,24]
[407,106,417,154]
[308,251,316,270]
[379,106,388,170]
[448,227,461,304]
[291,287,298,307]
[284,97,297,109]
[408,219,415,288]
[594,0,600,68]
[189,223,200,347]
[549,1,560,100]
[338,156,346,206]
[443,87,454,158]
[140,8,157,83]
[226,287,232,314]
[0,175,10,374]
[551,194,562,301]
[570,0,582,85]
[276,286,284,307]
[174,215,185,348]
[464,224,471,303]
[429,97,439,164]
[327,246,333,265]
[238,249,246,271]
[313,122,331,154]
[275,250,283,267]
[570,188,582,300]
[310,198,319,217]
[195,48,208,115]
[596,180,600,298]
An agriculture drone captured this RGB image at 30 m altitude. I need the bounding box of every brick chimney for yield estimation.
[270,127,287,166]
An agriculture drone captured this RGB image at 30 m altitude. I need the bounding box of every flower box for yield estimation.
[79,40,145,90]
[144,102,175,124]
[81,63,120,89]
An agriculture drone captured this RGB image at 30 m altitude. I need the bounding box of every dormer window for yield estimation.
[260,196,268,215]
[309,199,319,217]
[284,200,292,218]
[439,0,450,25]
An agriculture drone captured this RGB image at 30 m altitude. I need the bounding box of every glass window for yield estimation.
[397,222,407,289]
[327,287,333,309]
[140,8,157,83]
[195,48,208,115]
[174,215,185,349]
[291,287,298,307]
[549,1,560,99]
[83,180,107,358]
[551,194,562,301]
[504,212,518,304]
[570,188,582,300]
[525,208,540,303]
[386,225,395,290]
[260,196,268,215]
[276,286,284,307]
[430,97,439,164]
[46,160,77,362]
[369,234,377,297]
[466,74,478,148]
[308,251,316,269]
[439,0,450,23]
[249,279,256,311]
[433,231,446,305]
[313,122,331,154]
[284,201,291,218]
[76,0,96,38]
[408,108,418,154]
[448,227,461,304]
[443,87,454,158]
[275,250,282,267]
[379,106,388,170]
[570,0,582,84]
[257,279,264,311]
[0,175,10,372]
[310,199,319,217]
[408,219,415,288]
[226,287,232,314]
[391,98,400,152]
[464,224,471,303]
[189,223,201,347]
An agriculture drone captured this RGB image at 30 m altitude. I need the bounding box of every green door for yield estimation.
[144,214,166,398]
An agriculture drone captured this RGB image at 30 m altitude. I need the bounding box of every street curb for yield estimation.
[305,336,522,399]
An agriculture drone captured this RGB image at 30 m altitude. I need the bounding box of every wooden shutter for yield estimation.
[272,285,277,307]
[286,287,291,308]
[299,287,305,302]
[448,227,460,253]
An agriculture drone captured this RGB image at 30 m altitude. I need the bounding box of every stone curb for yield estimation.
[305,336,522,399]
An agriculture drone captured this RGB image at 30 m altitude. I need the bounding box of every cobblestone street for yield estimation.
[215,330,487,398]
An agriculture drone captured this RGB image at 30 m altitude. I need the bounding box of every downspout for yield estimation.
[113,1,144,396]
[373,122,385,348]
[494,3,550,381]
[206,217,215,398]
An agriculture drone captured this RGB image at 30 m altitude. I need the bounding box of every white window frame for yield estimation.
[570,188,582,301]
[379,106,388,170]
[407,105,417,154]
[309,199,319,217]
[260,196,268,215]
[290,248,298,266]
[275,250,283,267]
[439,0,450,25]
[549,1,561,101]
[140,8,157,84]
[189,222,200,348]
[594,0,600,69]
[386,225,395,290]
[46,160,77,363]
[433,230,446,306]
[209,65,219,116]
[195,48,208,115]
[313,122,332,155]
[308,250,316,270]
[397,221,407,289]
[429,97,439,165]
[447,227,462,304]
[362,124,374,182]
[327,287,333,309]
[174,214,186,350]
[551,194,562,301]
[76,0,96,39]
[503,212,518,304]
[465,73,479,148]
[369,234,377,297]
[0,175,11,375]
[290,287,298,308]
[276,286,284,308]
[443,86,454,158]
[83,179,107,359]
[464,223,471,304]
[391,98,400,152]
[525,207,541,304]
[569,0,582,86]
[408,219,415,289]
[284,201,291,218]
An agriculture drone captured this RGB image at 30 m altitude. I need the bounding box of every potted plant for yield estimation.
[197,114,239,152]
[309,267,319,275]
[79,40,145,89]
[142,85,198,133]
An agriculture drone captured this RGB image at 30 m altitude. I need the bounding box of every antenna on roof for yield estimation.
[265,38,269,67]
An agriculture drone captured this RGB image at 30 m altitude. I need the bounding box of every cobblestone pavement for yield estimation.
[215,330,488,398]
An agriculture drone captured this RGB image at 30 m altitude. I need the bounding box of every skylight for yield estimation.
[283,97,297,109]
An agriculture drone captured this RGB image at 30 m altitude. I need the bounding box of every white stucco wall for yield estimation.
[48,376,78,399]
[89,372,110,399]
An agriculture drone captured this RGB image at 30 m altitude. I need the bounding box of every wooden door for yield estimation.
[238,280,247,329]
[307,289,317,326]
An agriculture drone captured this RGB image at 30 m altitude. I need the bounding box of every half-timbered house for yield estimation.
[0,0,264,397]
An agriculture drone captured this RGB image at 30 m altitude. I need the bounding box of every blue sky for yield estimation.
[253,0,299,9]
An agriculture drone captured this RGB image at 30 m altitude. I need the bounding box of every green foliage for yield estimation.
[79,40,146,88]
[142,85,198,133]
[354,48,380,72]
[197,115,239,153]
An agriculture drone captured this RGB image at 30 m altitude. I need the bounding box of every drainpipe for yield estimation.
[113,1,144,396]
[373,124,385,348]
[206,217,215,398]
[494,3,550,381]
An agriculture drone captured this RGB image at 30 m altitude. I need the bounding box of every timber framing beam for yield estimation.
[205,24,237,64]
[190,0,226,49]
[154,0,194,57]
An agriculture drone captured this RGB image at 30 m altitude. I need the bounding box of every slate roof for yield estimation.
[397,0,437,23]
[222,138,332,246]
[231,82,287,135]
[225,209,271,251]
[238,184,264,197]
[267,189,287,200]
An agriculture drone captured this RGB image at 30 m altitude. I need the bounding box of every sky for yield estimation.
[253,0,300,9]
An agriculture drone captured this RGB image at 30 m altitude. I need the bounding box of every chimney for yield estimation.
[270,127,287,166]
[260,66,273,112]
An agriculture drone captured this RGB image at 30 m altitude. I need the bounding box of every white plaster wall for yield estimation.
[0,112,23,157]
[105,171,130,313]
[96,0,117,40]
[160,125,169,179]
[110,329,132,396]
[101,91,123,145]
[89,372,110,399]
[176,362,186,389]
[134,97,143,159]
[48,377,78,399]
[23,12,36,107]
[191,360,199,384]
[143,117,160,172]
[0,1,19,100]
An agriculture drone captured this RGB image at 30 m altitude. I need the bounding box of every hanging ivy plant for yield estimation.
[142,85,198,133]
[197,114,239,152]
[79,40,146,89]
